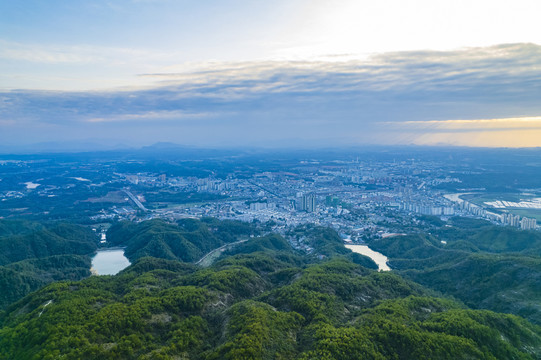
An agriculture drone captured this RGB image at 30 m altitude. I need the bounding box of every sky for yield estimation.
[1,0,541,150]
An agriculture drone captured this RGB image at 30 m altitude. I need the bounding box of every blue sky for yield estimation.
[1,0,541,149]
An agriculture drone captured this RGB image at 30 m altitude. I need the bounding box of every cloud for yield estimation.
[391,116,541,147]
[143,43,541,94]
[396,116,541,132]
[1,43,541,147]
[0,38,189,67]
[86,110,212,123]
[409,129,541,148]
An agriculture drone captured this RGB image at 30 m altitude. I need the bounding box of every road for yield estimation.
[196,239,249,267]
[124,189,148,212]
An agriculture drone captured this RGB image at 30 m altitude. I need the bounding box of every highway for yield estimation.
[124,189,148,212]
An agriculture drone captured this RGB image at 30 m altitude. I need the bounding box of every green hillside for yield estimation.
[1,217,540,359]
[1,254,539,360]
[368,217,541,325]
[107,218,258,263]
[0,220,98,265]
[0,255,91,309]
[0,220,98,310]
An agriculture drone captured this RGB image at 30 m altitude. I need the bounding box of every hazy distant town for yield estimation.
[1,147,539,249]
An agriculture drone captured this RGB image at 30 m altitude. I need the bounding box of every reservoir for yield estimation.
[91,248,131,275]
[345,244,391,271]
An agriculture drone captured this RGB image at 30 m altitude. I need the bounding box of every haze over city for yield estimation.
[2,0,541,149]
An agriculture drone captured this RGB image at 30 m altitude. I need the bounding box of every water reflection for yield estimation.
[91,248,131,275]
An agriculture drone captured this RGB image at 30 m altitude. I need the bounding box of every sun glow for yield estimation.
[397,116,541,147]
[276,0,541,59]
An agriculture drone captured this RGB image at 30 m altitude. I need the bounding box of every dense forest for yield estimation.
[367,217,541,325]
[0,219,98,309]
[107,218,257,263]
[1,218,540,359]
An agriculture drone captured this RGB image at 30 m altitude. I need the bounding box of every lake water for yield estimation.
[91,249,131,275]
[345,244,391,271]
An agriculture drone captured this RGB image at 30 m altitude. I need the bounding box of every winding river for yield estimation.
[345,244,391,271]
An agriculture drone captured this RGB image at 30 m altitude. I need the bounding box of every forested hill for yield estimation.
[106,218,379,269]
[0,219,98,309]
[0,217,376,313]
[1,217,540,359]
[367,217,541,325]
[1,253,541,359]
[106,218,258,263]
[1,218,541,359]
[0,220,98,265]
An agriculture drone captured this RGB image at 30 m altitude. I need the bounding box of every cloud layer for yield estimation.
[1,43,541,148]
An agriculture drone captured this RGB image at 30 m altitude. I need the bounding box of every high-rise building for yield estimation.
[297,194,317,212]
[520,217,537,230]
[502,213,528,228]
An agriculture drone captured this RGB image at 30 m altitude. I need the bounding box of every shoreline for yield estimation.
[94,246,126,252]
